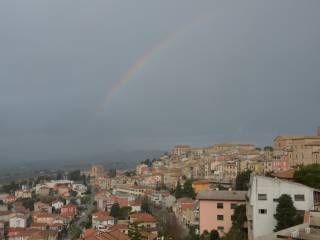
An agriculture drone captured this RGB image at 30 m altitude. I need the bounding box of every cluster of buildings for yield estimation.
[1,128,320,240]
[0,180,87,240]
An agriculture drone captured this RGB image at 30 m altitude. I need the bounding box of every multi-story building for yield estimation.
[198,190,246,236]
[246,175,320,240]
[171,145,191,156]
[90,165,105,178]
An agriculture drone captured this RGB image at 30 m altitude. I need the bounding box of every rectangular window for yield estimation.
[217,203,224,209]
[294,194,305,201]
[217,226,224,232]
[258,194,267,200]
[258,209,267,214]
[217,215,224,220]
[230,203,237,209]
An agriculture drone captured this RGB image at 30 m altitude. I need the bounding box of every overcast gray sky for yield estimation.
[1,0,320,163]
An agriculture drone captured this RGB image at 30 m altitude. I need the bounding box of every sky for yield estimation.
[0,0,320,164]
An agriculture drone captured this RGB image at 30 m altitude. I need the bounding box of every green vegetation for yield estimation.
[183,179,196,199]
[200,230,220,240]
[21,198,35,211]
[173,179,196,199]
[110,202,120,218]
[235,170,251,191]
[68,223,82,239]
[263,146,274,151]
[186,225,199,240]
[174,181,183,198]
[141,197,150,213]
[119,206,132,220]
[125,170,136,177]
[128,223,142,240]
[68,170,86,183]
[274,194,303,231]
[293,164,320,189]
[223,205,247,240]
[109,202,132,219]
[0,181,20,194]
[140,159,152,167]
[108,169,117,178]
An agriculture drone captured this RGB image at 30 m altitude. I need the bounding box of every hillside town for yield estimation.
[0,128,320,240]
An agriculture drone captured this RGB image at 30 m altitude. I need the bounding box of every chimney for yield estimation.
[318,127,320,136]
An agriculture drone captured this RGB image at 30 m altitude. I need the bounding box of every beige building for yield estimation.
[171,145,191,156]
[90,165,105,178]
[273,128,320,167]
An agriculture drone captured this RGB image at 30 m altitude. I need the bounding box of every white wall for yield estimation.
[248,176,315,239]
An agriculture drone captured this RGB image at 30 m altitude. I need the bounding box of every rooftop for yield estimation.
[197,190,247,201]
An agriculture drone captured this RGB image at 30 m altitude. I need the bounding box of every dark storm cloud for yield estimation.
[0,0,320,163]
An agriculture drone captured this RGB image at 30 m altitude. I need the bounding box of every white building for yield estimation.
[9,213,27,228]
[247,175,320,240]
[51,200,64,210]
[92,211,115,229]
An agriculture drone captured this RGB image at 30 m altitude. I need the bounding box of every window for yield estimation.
[258,209,267,214]
[230,203,237,209]
[258,194,267,200]
[217,215,224,220]
[294,194,305,201]
[217,226,224,232]
[217,203,224,209]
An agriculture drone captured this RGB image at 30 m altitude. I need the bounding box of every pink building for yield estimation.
[272,155,289,172]
[197,190,246,236]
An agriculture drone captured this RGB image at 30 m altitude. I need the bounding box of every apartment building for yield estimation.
[247,175,320,240]
[198,190,246,236]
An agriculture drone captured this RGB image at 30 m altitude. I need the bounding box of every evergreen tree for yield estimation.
[141,197,150,213]
[119,206,132,220]
[223,205,247,240]
[209,230,220,240]
[274,194,303,231]
[200,230,210,240]
[110,202,120,218]
[68,223,81,240]
[183,179,196,199]
[235,170,251,191]
[174,181,183,198]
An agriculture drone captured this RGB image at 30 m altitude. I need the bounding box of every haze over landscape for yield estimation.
[1,0,320,169]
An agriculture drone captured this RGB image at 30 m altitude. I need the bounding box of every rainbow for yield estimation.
[97,16,208,111]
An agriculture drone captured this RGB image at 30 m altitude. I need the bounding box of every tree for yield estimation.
[56,172,63,180]
[1,181,19,194]
[141,159,152,167]
[119,206,132,220]
[183,179,196,199]
[174,181,183,199]
[209,230,220,240]
[264,146,273,151]
[110,202,120,218]
[200,230,210,240]
[141,197,150,213]
[21,198,35,211]
[223,205,247,240]
[68,223,81,240]
[186,225,199,240]
[68,170,82,182]
[293,164,320,189]
[108,169,117,178]
[235,170,251,191]
[274,194,303,231]
[128,223,142,240]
